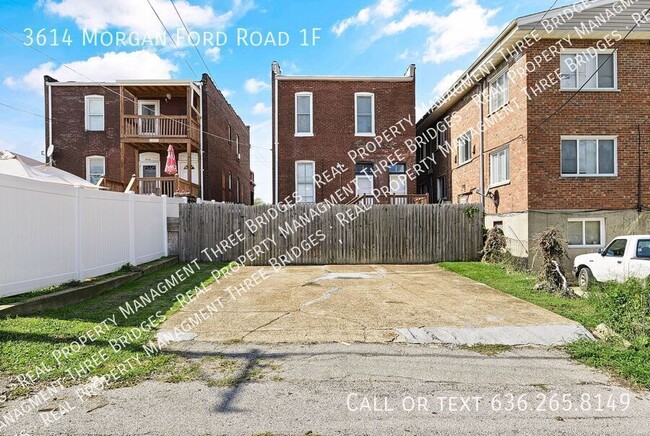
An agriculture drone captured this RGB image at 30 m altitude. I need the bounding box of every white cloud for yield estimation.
[220,88,233,98]
[244,78,270,94]
[433,69,464,97]
[252,102,271,115]
[332,0,405,36]
[383,0,501,64]
[10,50,178,93]
[205,47,221,62]
[3,77,17,88]
[42,0,253,36]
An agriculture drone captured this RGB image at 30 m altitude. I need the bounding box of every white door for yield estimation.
[389,174,407,204]
[139,152,160,194]
[355,175,374,205]
[138,100,160,135]
[178,152,199,185]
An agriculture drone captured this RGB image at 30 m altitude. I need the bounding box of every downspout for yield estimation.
[479,82,485,209]
[47,82,53,165]
[638,124,642,212]
[198,82,204,200]
[273,67,279,204]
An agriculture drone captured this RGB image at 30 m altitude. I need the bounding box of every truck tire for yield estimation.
[578,267,594,291]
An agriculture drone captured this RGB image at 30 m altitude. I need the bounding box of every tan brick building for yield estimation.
[417,0,650,268]
[271,62,419,204]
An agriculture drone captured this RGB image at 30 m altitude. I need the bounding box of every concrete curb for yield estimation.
[0,257,178,318]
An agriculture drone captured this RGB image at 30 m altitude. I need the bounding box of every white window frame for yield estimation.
[560,49,618,91]
[236,134,240,160]
[457,131,472,165]
[228,171,232,191]
[436,176,446,202]
[354,92,375,136]
[85,155,105,185]
[490,146,510,187]
[295,92,313,136]
[489,69,509,113]
[567,218,605,248]
[560,136,618,177]
[295,160,316,203]
[84,95,105,131]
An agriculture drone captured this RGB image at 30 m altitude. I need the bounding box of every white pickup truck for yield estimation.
[573,235,650,290]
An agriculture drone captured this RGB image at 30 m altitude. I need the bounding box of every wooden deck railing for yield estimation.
[348,194,429,205]
[134,175,199,198]
[96,176,125,192]
[122,115,200,142]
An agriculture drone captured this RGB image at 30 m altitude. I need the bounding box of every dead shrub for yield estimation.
[534,228,572,296]
[482,227,508,263]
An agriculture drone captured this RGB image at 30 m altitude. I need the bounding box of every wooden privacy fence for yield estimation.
[179,203,483,265]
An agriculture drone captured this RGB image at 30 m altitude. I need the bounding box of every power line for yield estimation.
[531,7,650,132]
[169,0,213,78]
[0,101,80,129]
[0,28,261,150]
[145,0,197,77]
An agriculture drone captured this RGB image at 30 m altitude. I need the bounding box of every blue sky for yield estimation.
[0,0,574,202]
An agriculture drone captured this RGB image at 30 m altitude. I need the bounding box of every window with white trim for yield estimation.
[568,218,604,247]
[228,171,232,191]
[236,177,241,203]
[355,93,375,135]
[295,161,315,203]
[355,163,374,197]
[295,92,313,135]
[490,147,510,186]
[236,134,240,159]
[84,95,104,131]
[86,156,105,185]
[457,132,471,165]
[561,137,616,176]
[489,70,508,113]
[560,50,616,90]
[388,163,407,197]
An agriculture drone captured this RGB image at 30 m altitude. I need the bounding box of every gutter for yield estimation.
[198,81,204,200]
[47,82,53,165]
[273,68,279,204]
[479,82,485,209]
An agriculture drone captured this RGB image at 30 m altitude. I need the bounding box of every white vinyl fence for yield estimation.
[0,173,186,297]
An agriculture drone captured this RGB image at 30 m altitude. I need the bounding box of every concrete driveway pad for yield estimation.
[162,264,591,345]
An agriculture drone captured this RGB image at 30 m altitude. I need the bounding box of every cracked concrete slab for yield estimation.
[162,264,587,344]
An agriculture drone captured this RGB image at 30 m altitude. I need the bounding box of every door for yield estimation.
[355,175,374,205]
[139,152,160,195]
[178,152,199,185]
[389,174,407,204]
[138,100,160,135]
[599,238,628,282]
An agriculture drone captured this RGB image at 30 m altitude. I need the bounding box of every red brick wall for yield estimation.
[201,74,252,204]
[273,77,416,203]
[526,39,650,210]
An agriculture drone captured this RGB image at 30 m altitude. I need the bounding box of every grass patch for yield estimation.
[439,262,650,389]
[461,344,512,356]
[0,261,229,398]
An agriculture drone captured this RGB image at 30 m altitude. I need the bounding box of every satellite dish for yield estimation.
[46,144,55,158]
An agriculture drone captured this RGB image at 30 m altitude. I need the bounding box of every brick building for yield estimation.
[271,62,421,204]
[417,0,650,268]
[44,73,252,204]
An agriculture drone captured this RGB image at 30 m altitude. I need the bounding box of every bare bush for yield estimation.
[482,227,508,263]
[534,228,572,296]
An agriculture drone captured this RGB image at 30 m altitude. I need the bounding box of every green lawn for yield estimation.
[0,261,228,398]
[439,262,650,389]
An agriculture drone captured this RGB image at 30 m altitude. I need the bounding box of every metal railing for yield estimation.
[122,115,200,142]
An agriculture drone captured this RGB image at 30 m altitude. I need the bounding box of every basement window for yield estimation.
[568,218,604,247]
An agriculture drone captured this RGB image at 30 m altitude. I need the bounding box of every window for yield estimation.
[295,92,313,136]
[490,147,510,186]
[493,221,503,230]
[228,124,232,145]
[388,163,407,200]
[436,176,446,202]
[489,70,509,113]
[86,156,105,185]
[567,218,604,247]
[561,137,616,176]
[457,132,471,165]
[636,239,650,258]
[236,134,240,159]
[604,239,627,257]
[560,51,616,90]
[355,163,374,197]
[84,95,104,131]
[295,161,315,202]
[355,93,375,136]
[236,177,241,203]
[228,171,232,191]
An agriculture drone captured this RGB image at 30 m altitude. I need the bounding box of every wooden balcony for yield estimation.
[122,115,200,145]
[130,176,199,198]
[348,194,430,206]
